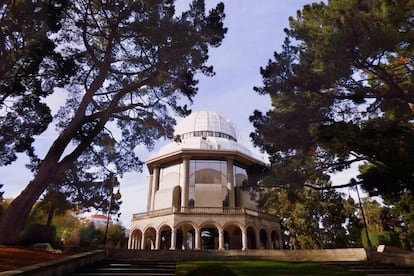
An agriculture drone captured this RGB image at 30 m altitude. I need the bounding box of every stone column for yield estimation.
[278,230,283,249]
[241,228,248,250]
[226,158,235,207]
[137,236,141,250]
[170,229,176,250]
[182,156,190,209]
[218,228,224,250]
[127,235,132,249]
[141,235,145,250]
[267,233,272,250]
[155,230,160,250]
[129,236,134,249]
[150,166,160,211]
[194,228,201,250]
[146,175,153,212]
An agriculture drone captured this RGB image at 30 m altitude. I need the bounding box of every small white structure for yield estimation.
[82,214,112,229]
[129,111,281,250]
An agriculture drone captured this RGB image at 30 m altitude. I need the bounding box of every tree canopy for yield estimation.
[0,0,74,166]
[250,0,414,199]
[0,0,227,245]
[261,185,361,249]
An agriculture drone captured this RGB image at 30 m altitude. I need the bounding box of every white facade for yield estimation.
[129,111,281,250]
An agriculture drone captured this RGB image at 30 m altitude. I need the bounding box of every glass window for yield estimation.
[189,160,229,207]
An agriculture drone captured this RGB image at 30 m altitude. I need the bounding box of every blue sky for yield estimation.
[1,0,357,228]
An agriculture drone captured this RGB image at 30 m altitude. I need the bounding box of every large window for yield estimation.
[189,160,227,207]
[187,160,248,207]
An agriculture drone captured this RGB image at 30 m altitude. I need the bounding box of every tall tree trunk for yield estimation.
[0,169,53,244]
[0,122,78,244]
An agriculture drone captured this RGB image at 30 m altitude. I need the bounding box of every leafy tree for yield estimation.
[388,191,414,249]
[38,173,123,228]
[106,224,128,249]
[51,210,82,249]
[79,222,102,247]
[37,189,73,227]
[0,0,226,245]
[360,198,404,248]
[0,0,74,165]
[261,185,358,249]
[250,0,414,199]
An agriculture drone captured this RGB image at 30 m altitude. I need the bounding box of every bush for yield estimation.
[20,224,56,245]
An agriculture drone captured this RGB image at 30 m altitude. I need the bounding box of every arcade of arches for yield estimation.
[129,219,282,250]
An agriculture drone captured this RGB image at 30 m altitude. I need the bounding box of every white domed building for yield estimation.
[128,111,281,250]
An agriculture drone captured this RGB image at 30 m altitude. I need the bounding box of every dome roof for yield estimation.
[174,111,238,141]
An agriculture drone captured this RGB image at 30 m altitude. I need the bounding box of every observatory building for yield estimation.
[129,111,281,250]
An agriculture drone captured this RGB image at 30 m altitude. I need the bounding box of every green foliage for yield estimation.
[0,0,74,166]
[387,191,414,249]
[359,197,413,249]
[261,186,359,249]
[51,211,82,248]
[106,224,128,249]
[20,224,56,246]
[250,0,414,198]
[79,222,103,247]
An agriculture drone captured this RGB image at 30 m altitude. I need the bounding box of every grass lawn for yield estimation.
[175,260,365,276]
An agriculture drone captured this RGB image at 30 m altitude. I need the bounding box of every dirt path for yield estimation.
[0,245,68,272]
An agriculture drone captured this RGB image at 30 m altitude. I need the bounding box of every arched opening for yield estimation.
[223,224,242,249]
[143,227,156,250]
[172,185,181,211]
[200,227,219,249]
[247,227,256,249]
[176,222,196,250]
[159,225,172,250]
[259,229,268,249]
[129,229,143,249]
[271,230,280,249]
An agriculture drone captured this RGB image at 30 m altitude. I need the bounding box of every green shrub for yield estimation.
[20,224,56,245]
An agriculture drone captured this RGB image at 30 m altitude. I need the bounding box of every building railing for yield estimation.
[132,207,278,221]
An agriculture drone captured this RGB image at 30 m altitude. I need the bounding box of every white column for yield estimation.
[150,166,160,211]
[241,228,247,250]
[128,235,132,249]
[182,156,190,208]
[137,236,141,250]
[227,158,235,207]
[155,230,160,250]
[195,228,201,250]
[141,235,145,250]
[170,229,176,250]
[218,228,224,250]
[146,175,153,212]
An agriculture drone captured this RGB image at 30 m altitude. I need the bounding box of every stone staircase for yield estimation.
[66,259,177,276]
[63,250,413,276]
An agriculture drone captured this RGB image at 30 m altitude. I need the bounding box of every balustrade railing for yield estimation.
[132,207,278,220]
